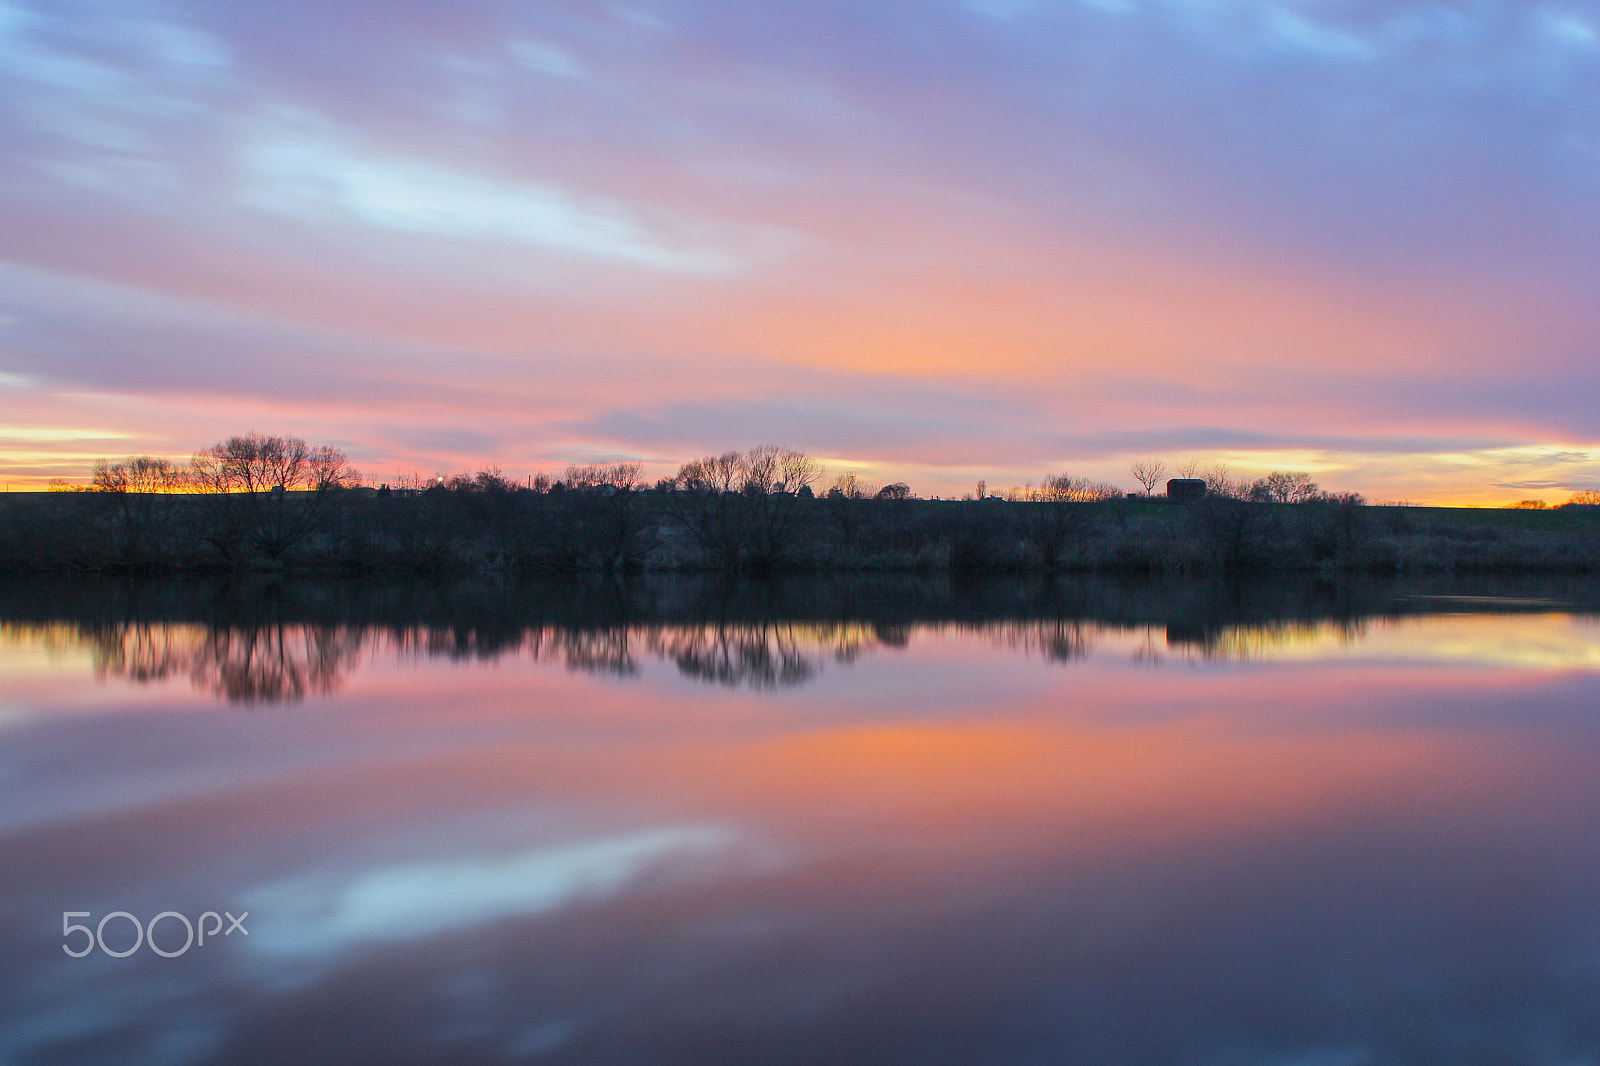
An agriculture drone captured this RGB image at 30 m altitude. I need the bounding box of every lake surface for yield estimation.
[4,574,1600,1065]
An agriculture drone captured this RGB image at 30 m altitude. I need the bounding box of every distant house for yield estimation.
[1167,478,1207,502]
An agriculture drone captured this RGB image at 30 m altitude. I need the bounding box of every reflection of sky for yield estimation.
[245,825,743,958]
[4,611,1600,718]
[1140,612,1600,669]
[4,608,1600,1061]
[1,0,1599,501]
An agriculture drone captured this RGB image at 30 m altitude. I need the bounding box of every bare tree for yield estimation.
[1021,472,1121,559]
[445,467,518,494]
[826,472,875,500]
[823,472,875,546]
[191,433,354,496]
[561,462,642,493]
[1188,489,1272,569]
[93,456,184,495]
[549,461,654,569]
[1176,459,1202,480]
[189,433,359,560]
[667,445,819,568]
[92,456,185,563]
[1203,463,1246,500]
[1300,491,1372,564]
[1251,471,1320,504]
[1129,457,1166,496]
[1039,472,1120,502]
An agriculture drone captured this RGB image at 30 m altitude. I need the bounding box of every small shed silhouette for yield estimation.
[1167,478,1207,502]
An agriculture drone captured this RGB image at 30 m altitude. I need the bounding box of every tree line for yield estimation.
[6,434,1596,574]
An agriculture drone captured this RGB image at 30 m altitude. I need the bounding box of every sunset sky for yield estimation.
[1,0,1596,502]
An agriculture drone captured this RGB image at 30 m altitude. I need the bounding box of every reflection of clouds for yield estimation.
[0,976,223,1066]
[243,825,737,957]
[1352,614,1600,671]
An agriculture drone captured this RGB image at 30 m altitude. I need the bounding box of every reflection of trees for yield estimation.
[79,619,881,699]
[386,621,884,688]
[87,623,196,684]
[545,628,639,678]
[1163,619,1366,660]
[989,620,1094,662]
[1132,627,1164,666]
[388,625,526,662]
[385,620,884,689]
[385,625,643,678]
[646,622,817,688]
[41,616,1102,699]
[84,622,366,703]
[191,626,363,702]
[8,589,1401,705]
[639,622,878,688]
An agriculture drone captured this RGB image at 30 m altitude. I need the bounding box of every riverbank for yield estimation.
[2,489,1596,574]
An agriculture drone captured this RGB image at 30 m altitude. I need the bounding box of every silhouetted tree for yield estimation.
[445,467,517,494]
[824,473,875,547]
[189,433,358,561]
[1203,464,1250,500]
[1038,472,1120,502]
[91,456,185,564]
[551,462,654,569]
[667,446,820,568]
[1018,474,1104,567]
[1129,458,1166,495]
[1189,491,1275,570]
[1299,492,1372,565]
[1251,471,1319,504]
[826,472,875,500]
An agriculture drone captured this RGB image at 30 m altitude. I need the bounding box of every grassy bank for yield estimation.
[2,487,1596,575]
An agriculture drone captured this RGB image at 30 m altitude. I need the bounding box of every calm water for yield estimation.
[4,575,1600,1065]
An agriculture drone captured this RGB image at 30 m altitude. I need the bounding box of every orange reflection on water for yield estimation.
[6,603,1600,1065]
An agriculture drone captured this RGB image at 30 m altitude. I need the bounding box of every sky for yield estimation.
[0,0,1596,503]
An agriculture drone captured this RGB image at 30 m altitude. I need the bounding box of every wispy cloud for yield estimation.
[237,123,745,274]
[0,424,132,441]
[0,0,1596,501]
